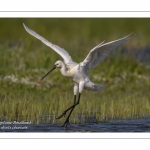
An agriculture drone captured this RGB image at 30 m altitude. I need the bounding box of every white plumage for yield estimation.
[23,23,134,127]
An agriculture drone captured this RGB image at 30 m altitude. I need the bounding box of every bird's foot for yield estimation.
[56,111,66,119]
[61,118,70,128]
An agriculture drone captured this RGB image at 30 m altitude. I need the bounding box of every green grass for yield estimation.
[0,18,150,124]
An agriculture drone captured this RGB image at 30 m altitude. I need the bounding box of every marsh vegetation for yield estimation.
[0,18,150,124]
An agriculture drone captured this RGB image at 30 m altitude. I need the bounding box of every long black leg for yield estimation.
[74,95,76,104]
[56,95,77,119]
[62,93,81,127]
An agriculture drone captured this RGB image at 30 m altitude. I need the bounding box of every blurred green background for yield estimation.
[0,18,150,124]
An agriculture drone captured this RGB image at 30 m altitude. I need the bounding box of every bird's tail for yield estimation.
[84,81,105,92]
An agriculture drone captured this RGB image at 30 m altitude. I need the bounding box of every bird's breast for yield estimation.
[67,65,79,77]
[65,64,88,83]
[67,69,73,77]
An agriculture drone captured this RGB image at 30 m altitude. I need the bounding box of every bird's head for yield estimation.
[38,60,63,83]
[54,60,63,68]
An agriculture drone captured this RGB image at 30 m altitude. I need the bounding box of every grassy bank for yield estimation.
[0,18,150,124]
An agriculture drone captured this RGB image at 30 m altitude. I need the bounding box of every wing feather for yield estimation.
[23,23,74,64]
[82,33,135,71]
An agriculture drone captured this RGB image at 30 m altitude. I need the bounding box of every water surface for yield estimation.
[0,118,150,132]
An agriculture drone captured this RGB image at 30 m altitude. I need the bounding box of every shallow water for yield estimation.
[0,118,150,132]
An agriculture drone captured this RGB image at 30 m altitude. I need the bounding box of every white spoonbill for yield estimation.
[23,23,134,127]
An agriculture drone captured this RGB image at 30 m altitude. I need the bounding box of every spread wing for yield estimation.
[81,33,135,71]
[23,23,75,65]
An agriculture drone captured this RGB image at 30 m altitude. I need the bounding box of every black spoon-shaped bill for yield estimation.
[38,65,56,83]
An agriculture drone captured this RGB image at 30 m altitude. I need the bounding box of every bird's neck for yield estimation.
[60,64,68,77]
